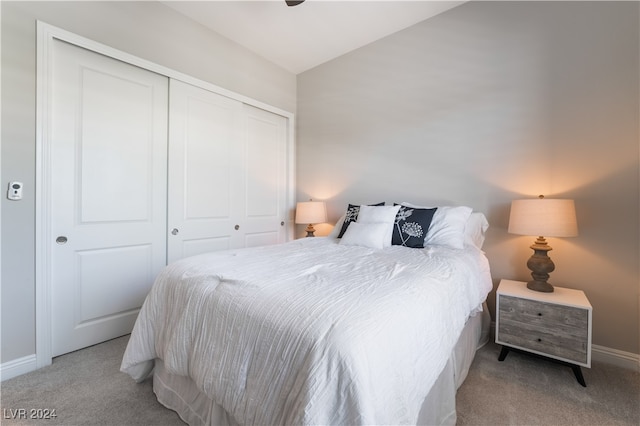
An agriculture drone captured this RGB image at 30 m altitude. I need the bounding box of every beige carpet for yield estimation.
[1,335,638,425]
[1,336,183,426]
[456,341,640,425]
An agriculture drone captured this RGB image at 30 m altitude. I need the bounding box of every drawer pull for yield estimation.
[537,313,543,316]
[537,338,542,342]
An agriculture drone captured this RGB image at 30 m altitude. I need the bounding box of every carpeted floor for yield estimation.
[457,341,639,425]
[1,335,638,425]
[0,336,183,426]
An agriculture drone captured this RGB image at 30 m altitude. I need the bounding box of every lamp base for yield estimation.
[525,236,555,293]
[527,280,554,293]
[305,224,316,237]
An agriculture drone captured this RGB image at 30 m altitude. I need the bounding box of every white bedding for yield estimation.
[121,237,492,425]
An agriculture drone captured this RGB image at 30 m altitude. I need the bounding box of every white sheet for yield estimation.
[121,237,492,425]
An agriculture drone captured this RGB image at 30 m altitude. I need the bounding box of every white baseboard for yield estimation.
[0,354,37,382]
[592,345,640,372]
[490,321,639,372]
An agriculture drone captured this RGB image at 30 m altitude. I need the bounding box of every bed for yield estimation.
[121,204,493,425]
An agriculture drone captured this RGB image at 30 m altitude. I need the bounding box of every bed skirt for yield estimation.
[152,304,490,426]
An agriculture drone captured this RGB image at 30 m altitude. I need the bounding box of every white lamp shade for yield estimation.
[295,201,327,224]
[508,198,578,237]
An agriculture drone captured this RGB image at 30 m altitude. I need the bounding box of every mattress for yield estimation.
[122,237,493,425]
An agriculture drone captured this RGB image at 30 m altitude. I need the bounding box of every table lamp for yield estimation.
[508,195,578,292]
[295,201,327,237]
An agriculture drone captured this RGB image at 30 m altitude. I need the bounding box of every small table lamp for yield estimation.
[508,195,578,292]
[295,201,327,237]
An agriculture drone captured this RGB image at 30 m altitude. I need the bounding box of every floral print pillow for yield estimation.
[392,205,437,248]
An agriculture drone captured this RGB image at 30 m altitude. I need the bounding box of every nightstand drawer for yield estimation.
[497,294,589,365]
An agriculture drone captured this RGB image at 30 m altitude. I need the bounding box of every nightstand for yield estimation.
[495,279,592,386]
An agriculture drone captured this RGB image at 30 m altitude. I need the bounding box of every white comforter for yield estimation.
[121,237,492,425]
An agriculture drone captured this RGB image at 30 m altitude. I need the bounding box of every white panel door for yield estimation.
[241,104,288,248]
[50,39,169,356]
[168,80,245,262]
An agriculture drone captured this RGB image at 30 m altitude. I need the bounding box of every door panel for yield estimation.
[244,231,280,248]
[242,104,288,247]
[182,237,231,259]
[168,80,245,262]
[50,39,168,356]
[76,245,152,321]
[79,68,155,223]
[183,96,236,220]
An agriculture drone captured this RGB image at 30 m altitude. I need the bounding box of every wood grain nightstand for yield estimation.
[495,279,592,386]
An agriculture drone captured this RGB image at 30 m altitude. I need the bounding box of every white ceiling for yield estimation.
[163,0,466,74]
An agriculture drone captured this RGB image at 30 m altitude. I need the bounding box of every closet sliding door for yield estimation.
[167,80,243,261]
[48,39,169,357]
[167,80,288,263]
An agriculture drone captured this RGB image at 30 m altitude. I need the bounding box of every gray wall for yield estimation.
[1,1,296,363]
[297,1,639,354]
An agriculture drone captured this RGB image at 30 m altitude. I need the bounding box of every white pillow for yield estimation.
[328,214,346,238]
[339,222,390,250]
[464,212,489,249]
[356,205,401,247]
[401,203,472,249]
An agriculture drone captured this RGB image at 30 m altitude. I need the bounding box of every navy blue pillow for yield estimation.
[337,202,385,238]
[392,205,437,248]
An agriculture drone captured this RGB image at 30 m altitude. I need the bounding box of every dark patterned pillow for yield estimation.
[337,202,385,238]
[392,205,437,248]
